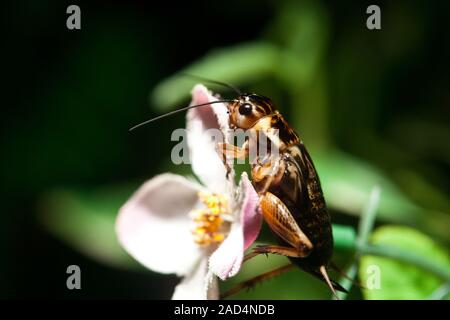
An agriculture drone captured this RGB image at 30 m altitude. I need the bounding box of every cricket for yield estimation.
[130,79,347,299]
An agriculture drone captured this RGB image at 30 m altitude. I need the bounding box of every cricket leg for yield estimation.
[252,157,282,194]
[216,141,249,177]
[244,244,307,262]
[243,192,313,264]
[220,263,294,299]
[260,192,313,253]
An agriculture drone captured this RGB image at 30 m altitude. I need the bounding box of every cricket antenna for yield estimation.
[180,73,242,95]
[129,100,234,131]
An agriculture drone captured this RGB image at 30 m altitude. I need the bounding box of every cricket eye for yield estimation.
[238,103,253,116]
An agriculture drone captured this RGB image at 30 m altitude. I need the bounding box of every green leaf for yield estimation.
[38,185,142,269]
[359,226,450,299]
[150,42,280,110]
[332,224,356,250]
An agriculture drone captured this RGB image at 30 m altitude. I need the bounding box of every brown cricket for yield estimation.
[216,92,346,299]
[130,82,347,299]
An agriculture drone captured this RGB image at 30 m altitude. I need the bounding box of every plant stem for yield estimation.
[356,186,381,247]
[334,186,381,300]
[427,283,450,300]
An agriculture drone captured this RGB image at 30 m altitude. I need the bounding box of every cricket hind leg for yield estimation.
[259,192,314,254]
[243,244,308,263]
[243,191,313,264]
[220,263,294,299]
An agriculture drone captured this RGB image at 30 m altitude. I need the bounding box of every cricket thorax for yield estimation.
[247,113,299,154]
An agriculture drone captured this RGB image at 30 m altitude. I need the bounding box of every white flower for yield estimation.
[116,85,262,299]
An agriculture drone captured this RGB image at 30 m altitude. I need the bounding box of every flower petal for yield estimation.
[116,173,205,276]
[208,172,262,280]
[172,257,219,300]
[240,173,263,250]
[187,84,234,195]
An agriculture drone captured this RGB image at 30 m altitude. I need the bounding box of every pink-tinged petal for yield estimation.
[208,219,243,281]
[208,172,261,280]
[187,84,234,195]
[192,84,232,142]
[240,172,263,250]
[116,173,205,276]
[172,257,219,300]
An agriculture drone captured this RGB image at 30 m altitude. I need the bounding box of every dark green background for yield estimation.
[1,0,448,298]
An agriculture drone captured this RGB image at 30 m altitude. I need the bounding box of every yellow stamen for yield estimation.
[191,191,229,246]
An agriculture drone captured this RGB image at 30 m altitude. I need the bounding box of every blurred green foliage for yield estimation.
[2,0,449,299]
[360,226,450,299]
[39,185,140,269]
